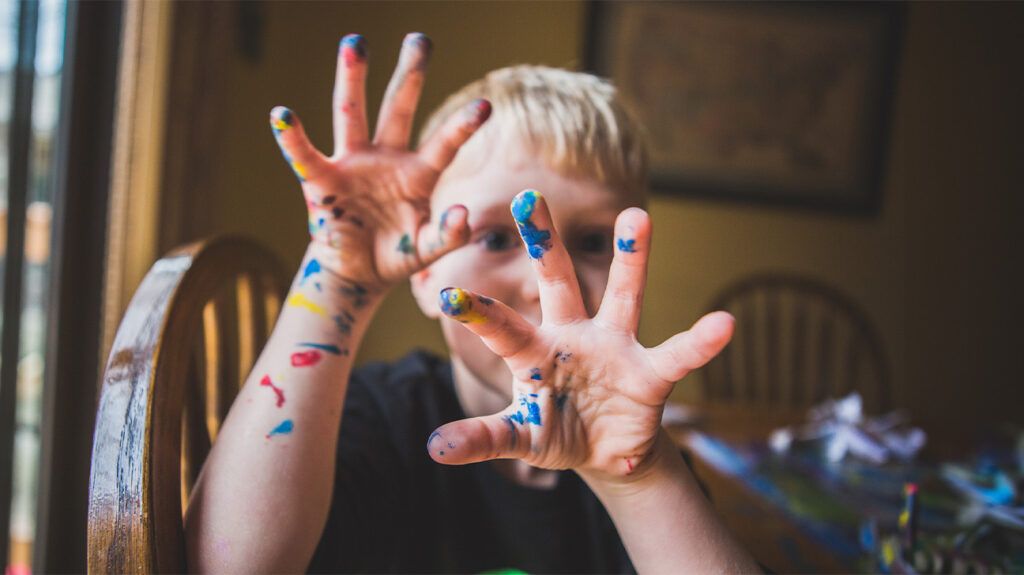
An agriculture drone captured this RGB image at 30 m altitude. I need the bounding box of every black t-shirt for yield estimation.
[309,350,635,574]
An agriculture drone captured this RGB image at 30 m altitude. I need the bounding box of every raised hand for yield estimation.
[428,189,735,480]
[270,33,491,290]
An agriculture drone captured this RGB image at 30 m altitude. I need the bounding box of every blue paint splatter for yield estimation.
[439,207,452,232]
[300,258,322,289]
[554,393,569,412]
[339,34,367,60]
[266,419,294,438]
[339,281,369,308]
[616,238,637,253]
[518,394,542,425]
[503,416,518,449]
[426,431,442,454]
[529,368,542,381]
[333,311,355,335]
[297,342,344,355]
[397,233,415,255]
[511,190,551,259]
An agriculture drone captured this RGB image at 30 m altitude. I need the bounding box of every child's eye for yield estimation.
[572,231,612,255]
[478,229,516,252]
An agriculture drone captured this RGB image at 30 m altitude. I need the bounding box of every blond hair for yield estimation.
[420,65,648,197]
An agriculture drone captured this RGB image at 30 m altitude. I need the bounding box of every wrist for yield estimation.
[578,430,695,500]
[301,242,391,304]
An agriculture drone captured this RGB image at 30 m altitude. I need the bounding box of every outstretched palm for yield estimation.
[271,33,490,289]
[428,190,735,479]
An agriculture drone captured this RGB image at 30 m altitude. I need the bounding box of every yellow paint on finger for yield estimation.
[272,118,290,131]
[439,288,488,324]
[291,160,308,180]
[287,292,327,317]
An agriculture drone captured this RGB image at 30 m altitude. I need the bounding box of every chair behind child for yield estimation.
[702,272,890,412]
[87,236,286,574]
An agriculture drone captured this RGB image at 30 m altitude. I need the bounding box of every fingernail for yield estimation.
[511,190,551,260]
[438,287,487,324]
[439,204,466,232]
[270,106,294,134]
[465,98,492,126]
[339,34,367,64]
[402,32,433,70]
[511,189,541,224]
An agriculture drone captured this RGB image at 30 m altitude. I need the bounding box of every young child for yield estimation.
[185,33,759,574]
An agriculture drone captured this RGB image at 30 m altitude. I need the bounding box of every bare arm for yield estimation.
[581,432,761,574]
[184,33,489,573]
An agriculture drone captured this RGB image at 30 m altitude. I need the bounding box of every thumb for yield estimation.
[647,311,735,384]
[426,408,532,465]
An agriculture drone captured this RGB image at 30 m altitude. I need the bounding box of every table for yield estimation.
[665,404,980,573]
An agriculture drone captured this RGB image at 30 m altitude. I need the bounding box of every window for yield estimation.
[2,1,120,571]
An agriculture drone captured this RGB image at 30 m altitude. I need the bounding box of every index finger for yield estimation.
[510,190,587,325]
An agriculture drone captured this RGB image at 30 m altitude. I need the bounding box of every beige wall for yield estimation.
[196,2,1021,424]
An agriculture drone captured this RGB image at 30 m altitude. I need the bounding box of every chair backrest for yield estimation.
[88,236,287,574]
[702,273,890,412]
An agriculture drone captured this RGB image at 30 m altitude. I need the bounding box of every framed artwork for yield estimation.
[586,2,905,214]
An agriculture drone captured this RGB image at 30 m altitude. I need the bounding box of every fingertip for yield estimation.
[339,33,368,61]
[468,98,492,127]
[402,32,433,70]
[438,287,488,324]
[698,311,736,345]
[441,204,471,244]
[270,106,296,132]
[510,189,543,223]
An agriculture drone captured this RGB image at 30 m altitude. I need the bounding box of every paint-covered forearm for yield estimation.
[184,243,385,574]
[579,430,761,574]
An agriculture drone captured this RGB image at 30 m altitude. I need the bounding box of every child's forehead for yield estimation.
[436,133,636,213]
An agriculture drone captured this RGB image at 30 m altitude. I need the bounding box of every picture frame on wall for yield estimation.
[586,2,905,214]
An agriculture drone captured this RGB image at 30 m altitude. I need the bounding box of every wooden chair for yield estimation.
[88,236,287,573]
[701,273,890,412]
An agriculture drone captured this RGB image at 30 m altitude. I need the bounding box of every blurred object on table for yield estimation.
[667,402,1024,572]
[768,392,926,464]
[703,273,889,412]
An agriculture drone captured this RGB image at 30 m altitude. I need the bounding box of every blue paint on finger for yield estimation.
[503,416,518,449]
[529,368,542,381]
[511,190,552,259]
[397,233,415,255]
[616,238,637,253]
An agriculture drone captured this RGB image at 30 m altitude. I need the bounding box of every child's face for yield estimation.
[412,139,638,401]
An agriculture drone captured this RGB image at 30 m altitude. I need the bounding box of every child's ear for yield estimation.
[410,267,442,319]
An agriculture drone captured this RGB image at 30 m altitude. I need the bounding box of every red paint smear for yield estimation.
[625,458,634,474]
[260,374,285,407]
[291,350,322,367]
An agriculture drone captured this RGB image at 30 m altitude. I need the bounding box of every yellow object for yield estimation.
[287,293,327,317]
[440,288,488,324]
